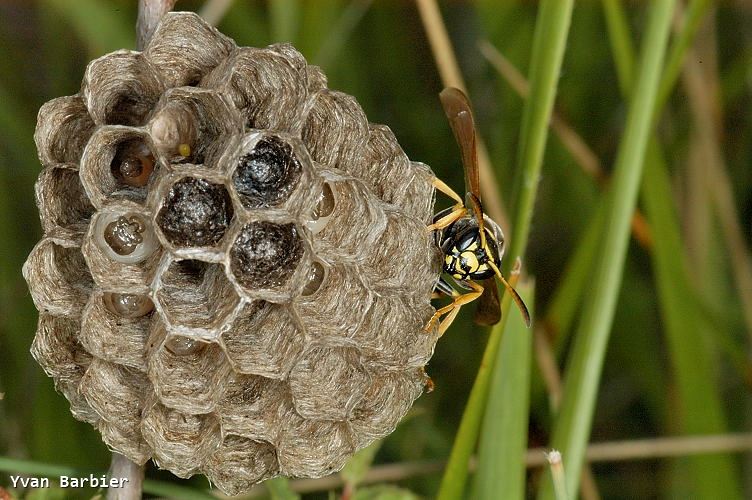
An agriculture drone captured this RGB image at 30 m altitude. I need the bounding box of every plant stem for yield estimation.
[136,0,177,50]
[106,453,144,500]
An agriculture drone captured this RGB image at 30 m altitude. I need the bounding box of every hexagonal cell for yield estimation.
[141,400,222,478]
[144,12,235,88]
[205,435,279,496]
[349,369,425,449]
[146,320,232,414]
[30,314,91,383]
[80,126,163,207]
[223,132,319,212]
[353,125,436,222]
[289,346,369,421]
[82,202,162,291]
[23,236,94,317]
[216,373,289,443]
[82,50,164,126]
[80,290,153,371]
[147,87,241,165]
[202,46,309,133]
[34,95,96,165]
[35,164,95,236]
[56,378,100,425]
[80,358,150,432]
[362,208,441,294]
[354,296,439,370]
[305,172,386,263]
[305,64,328,94]
[277,415,354,478]
[153,258,240,333]
[301,89,368,169]
[154,175,234,252]
[228,221,306,299]
[293,263,372,344]
[222,302,304,379]
[98,421,152,466]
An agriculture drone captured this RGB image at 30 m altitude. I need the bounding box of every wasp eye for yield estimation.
[301,260,327,296]
[95,212,159,264]
[306,182,336,234]
[111,140,155,187]
[103,292,154,318]
[165,336,205,356]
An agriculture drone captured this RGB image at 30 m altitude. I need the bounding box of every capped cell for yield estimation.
[34,95,95,166]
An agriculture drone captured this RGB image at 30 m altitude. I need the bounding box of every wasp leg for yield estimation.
[427,177,467,232]
[424,280,484,336]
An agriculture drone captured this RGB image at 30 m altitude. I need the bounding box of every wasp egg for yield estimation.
[305,182,336,234]
[111,140,155,187]
[301,261,327,296]
[165,336,205,356]
[95,212,159,264]
[103,292,154,318]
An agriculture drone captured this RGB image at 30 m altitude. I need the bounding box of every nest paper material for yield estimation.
[24,11,441,495]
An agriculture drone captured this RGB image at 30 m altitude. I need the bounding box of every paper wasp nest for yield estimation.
[23,12,441,495]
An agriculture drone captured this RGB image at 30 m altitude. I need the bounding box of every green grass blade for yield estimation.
[537,1,676,498]
[436,2,573,497]
[472,281,534,500]
[265,477,301,500]
[506,0,574,272]
[641,144,742,499]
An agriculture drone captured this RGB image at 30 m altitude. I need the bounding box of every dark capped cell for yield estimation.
[230,221,303,290]
[156,177,233,248]
[232,137,302,208]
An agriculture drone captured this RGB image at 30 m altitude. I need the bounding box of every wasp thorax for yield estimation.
[165,336,205,356]
[156,177,233,248]
[306,182,336,234]
[230,221,303,290]
[301,261,327,296]
[111,139,155,187]
[103,292,154,318]
[95,212,158,263]
[232,137,302,209]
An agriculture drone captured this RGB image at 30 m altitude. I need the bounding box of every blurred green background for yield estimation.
[1,0,751,498]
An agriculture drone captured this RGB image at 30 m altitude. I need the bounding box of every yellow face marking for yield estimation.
[445,255,453,266]
[476,263,489,274]
[466,241,478,252]
[460,251,479,273]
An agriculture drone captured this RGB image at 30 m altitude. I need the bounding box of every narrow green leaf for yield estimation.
[537,2,676,498]
[641,143,742,499]
[472,281,534,500]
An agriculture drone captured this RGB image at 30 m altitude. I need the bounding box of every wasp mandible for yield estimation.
[425,87,531,336]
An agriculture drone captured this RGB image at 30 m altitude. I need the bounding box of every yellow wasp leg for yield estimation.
[424,280,484,336]
[426,177,467,232]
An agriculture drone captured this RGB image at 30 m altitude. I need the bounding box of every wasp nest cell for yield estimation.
[24,11,441,496]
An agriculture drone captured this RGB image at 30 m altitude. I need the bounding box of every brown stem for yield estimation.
[136,0,178,50]
[106,453,144,500]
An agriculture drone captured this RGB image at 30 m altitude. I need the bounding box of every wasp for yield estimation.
[425,87,531,336]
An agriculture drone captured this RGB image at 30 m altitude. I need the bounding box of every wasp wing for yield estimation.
[439,87,480,201]
[474,277,502,325]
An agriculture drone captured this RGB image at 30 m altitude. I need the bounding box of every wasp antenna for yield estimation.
[488,261,531,328]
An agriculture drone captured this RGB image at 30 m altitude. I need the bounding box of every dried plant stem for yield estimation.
[136,0,177,50]
[478,40,653,250]
[414,0,509,234]
[235,433,752,498]
[199,0,235,26]
[106,453,144,500]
